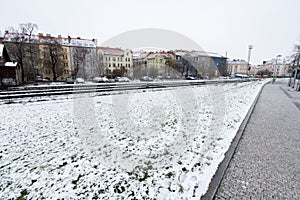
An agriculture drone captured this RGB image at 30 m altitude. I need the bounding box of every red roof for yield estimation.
[97,47,124,56]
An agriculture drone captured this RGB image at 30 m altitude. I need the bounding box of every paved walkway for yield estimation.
[214,79,300,199]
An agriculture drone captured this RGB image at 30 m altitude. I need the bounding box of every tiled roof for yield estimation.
[133,52,149,59]
[147,52,174,59]
[97,47,124,56]
[4,32,96,47]
[228,60,248,65]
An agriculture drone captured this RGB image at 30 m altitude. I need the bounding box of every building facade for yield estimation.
[38,34,72,81]
[67,37,98,80]
[97,47,133,78]
[228,59,249,75]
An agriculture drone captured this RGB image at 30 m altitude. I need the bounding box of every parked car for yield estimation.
[36,76,49,82]
[115,77,130,82]
[66,77,75,84]
[76,78,85,84]
[140,76,153,81]
[1,78,16,86]
[185,76,196,80]
[92,77,109,83]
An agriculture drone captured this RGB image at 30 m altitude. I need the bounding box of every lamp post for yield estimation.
[247,45,253,76]
[273,54,281,83]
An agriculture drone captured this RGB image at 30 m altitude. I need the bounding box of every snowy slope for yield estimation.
[0,80,268,199]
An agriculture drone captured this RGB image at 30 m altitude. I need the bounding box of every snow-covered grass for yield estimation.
[0,79,268,199]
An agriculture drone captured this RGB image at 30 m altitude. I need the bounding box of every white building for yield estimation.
[97,47,133,77]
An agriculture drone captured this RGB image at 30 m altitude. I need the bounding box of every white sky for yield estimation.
[1,0,300,64]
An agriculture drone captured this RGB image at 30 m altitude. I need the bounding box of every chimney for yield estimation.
[46,33,51,37]
[38,33,43,36]
[92,39,98,45]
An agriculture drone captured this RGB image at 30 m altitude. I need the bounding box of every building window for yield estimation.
[128,64,130,67]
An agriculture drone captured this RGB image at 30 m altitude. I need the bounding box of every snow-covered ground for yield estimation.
[0,79,268,199]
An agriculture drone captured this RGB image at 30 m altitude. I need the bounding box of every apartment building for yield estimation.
[97,47,133,77]
[38,34,72,81]
[66,36,98,80]
[228,59,249,75]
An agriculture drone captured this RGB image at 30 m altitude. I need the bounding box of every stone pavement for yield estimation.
[214,79,300,199]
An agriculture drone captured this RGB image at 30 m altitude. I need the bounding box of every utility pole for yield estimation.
[247,45,253,76]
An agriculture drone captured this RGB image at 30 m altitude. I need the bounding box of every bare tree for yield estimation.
[94,52,105,76]
[41,39,64,81]
[72,47,90,79]
[3,23,38,82]
[290,44,300,88]
[22,23,40,80]
[165,59,181,77]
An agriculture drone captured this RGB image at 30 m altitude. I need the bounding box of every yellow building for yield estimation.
[38,34,72,81]
[228,59,249,75]
[145,52,176,77]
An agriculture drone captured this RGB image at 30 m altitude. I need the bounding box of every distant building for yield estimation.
[175,50,227,78]
[97,47,133,78]
[228,59,249,75]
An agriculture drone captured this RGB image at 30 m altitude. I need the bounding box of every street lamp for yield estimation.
[247,45,253,76]
[273,54,281,83]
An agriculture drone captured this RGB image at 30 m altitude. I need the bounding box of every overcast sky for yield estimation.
[1,0,300,64]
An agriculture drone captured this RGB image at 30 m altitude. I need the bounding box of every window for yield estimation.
[125,58,127,62]
[113,63,116,67]
[128,64,130,67]
[113,57,116,62]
